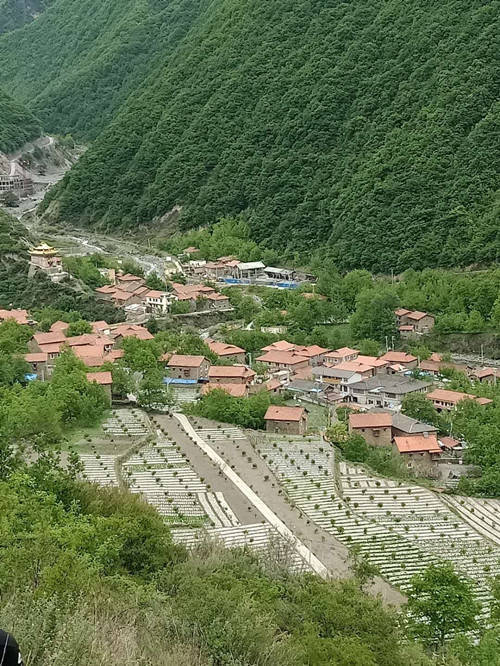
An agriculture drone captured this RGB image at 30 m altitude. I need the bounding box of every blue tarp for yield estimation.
[163,377,198,385]
[24,373,38,382]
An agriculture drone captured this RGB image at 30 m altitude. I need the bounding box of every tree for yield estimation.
[401,392,442,429]
[326,421,348,444]
[66,319,92,336]
[350,289,398,342]
[145,273,167,291]
[1,191,19,207]
[349,544,379,590]
[406,563,480,648]
[357,339,380,356]
[137,368,174,411]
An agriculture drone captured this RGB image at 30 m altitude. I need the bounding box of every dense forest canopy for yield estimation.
[32,0,498,271]
[0,0,54,34]
[0,0,206,139]
[0,89,41,152]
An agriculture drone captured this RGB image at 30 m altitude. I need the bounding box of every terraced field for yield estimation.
[80,454,118,487]
[258,436,500,616]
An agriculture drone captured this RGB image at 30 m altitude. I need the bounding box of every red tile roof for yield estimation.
[439,436,460,449]
[379,351,417,364]
[0,308,30,325]
[394,434,441,454]
[167,354,206,368]
[325,347,359,359]
[426,388,493,406]
[207,340,245,356]
[261,340,296,352]
[86,371,112,385]
[256,350,309,366]
[202,383,247,398]
[264,405,306,422]
[34,331,67,345]
[50,320,69,332]
[25,352,48,362]
[395,308,411,317]
[334,360,374,373]
[208,365,255,380]
[406,311,431,321]
[356,355,387,367]
[349,413,392,428]
[265,378,282,392]
[474,367,500,379]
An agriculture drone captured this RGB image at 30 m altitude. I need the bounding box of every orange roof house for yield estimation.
[50,320,69,333]
[426,388,493,410]
[33,331,67,346]
[208,365,255,384]
[86,371,113,398]
[0,309,31,325]
[167,354,210,380]
[349,413,392,429]
[379,351,418,367]
[207,340,246,361]
[264,405,307,434]
[256,350,309,370]
[394,434,441,455]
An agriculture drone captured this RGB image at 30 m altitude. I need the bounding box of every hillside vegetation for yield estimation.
[0,89,41,152]
[0,0,53,34]
[36,0,498,272]
[0,0,206,139]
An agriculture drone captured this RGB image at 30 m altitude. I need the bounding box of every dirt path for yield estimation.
[157,413,405,606]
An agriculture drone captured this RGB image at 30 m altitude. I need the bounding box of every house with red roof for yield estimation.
[379,351,418,369]
[473,367,500,384]
[206,340,246,363]
[348,412,392,447]
[395,308,435,335]
[393,434,441,476]
[256,350,309,373]
[426,388,493,411]
[208,364,255,386]
[324,347,359,365]
[86,371,113,400]
[0,309,32,325]
[264,405,308,435]
[167,354,210,381]
[202,383,248,398]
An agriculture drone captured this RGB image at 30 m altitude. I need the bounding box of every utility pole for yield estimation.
[385,336,389,352]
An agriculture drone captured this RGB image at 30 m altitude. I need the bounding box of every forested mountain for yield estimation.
[0,0,206,139]
[0,0,53,34]
[3,0,498,271]
[0,89,41,152]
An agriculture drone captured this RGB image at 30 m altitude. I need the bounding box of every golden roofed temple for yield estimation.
[28,242,67,282]
[29,242,58,256]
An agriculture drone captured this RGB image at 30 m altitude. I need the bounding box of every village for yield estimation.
[1,234,500,630]
[2,241,498,487]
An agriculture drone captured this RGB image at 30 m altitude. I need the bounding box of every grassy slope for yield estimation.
[47,0,498,271]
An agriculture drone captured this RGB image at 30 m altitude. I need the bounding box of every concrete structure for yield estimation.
[0,173,33,194]
[144,290,171,314]
[264,405,307,435]
[167,354,210,381]
[28,242,67,283]
[349,412,392,447]
[426,388,493,411]
[235,261,265,279]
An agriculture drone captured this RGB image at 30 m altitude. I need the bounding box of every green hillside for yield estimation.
[0,0,54,34]
[0,0,206,139]
[43,0,499,272]
[0,88,41,152]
